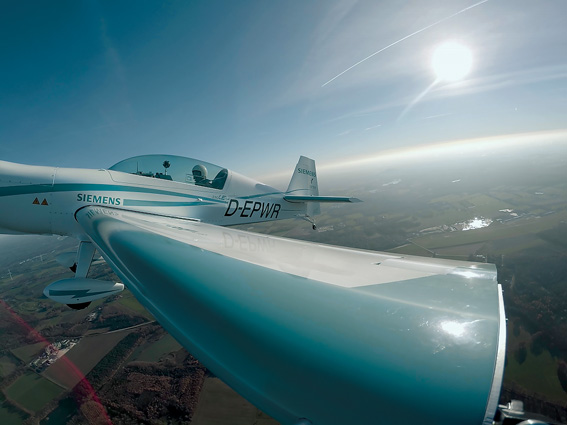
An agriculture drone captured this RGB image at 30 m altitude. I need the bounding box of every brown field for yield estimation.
[192,377,280,425]
[42,331,130,389]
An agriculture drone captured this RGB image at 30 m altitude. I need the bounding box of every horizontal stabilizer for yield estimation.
[284,195,361,203]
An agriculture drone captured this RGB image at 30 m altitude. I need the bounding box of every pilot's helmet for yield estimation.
[192,164,207,181]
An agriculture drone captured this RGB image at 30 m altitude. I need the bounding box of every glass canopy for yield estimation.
[109,155,228,190]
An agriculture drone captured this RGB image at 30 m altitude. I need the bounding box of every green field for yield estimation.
[504,349,567,404]
[417,193,511,229]
[4,372,64,413]
[11,342,48,363]
[0,402,26,425]
[504,323,567,404]
[134,334,182,362]
[0,356,17,378]
[412,211,567,251]
[116,292,154,319]
[387,243,433,256]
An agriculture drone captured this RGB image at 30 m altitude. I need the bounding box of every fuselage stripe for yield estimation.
[0,183,226,204]
[123,199,217,207]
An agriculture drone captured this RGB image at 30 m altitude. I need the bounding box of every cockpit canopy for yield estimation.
[109,155,229,190]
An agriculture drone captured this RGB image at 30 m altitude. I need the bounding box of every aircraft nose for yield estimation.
[0,160,15,191]
[0,160,56,186]
[0,160,9,186]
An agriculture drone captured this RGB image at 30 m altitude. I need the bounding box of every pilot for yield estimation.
[192,164,208,185]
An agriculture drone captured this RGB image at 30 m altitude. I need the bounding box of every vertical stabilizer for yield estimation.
[286,156,320,215]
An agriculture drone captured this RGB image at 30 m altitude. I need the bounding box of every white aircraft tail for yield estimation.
[286,156,321,216]
[284,156,360,218]
[286,156,319,197]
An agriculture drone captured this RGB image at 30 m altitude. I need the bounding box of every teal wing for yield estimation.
[76,206,505,425]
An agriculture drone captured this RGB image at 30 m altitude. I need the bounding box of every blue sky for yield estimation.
[1,0,566,179]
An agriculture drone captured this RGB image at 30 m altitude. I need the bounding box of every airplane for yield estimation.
[0,155,358,309]
[0,154,507,425]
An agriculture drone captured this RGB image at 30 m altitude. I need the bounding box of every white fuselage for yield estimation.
[0,160,304,239]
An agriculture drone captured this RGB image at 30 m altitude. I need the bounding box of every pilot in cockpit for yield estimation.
[192,164,228,189]
[192,164,209,186]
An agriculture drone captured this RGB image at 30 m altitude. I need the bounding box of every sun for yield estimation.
[431,41,473,82]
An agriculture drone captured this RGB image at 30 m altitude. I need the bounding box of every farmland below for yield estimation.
[1,139,567,423]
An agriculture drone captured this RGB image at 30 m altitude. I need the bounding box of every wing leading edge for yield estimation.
[75,206,505,425]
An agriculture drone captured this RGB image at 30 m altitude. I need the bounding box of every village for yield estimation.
[29,338,80,373]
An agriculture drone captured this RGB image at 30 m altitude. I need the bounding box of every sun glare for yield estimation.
[431,41,473,82]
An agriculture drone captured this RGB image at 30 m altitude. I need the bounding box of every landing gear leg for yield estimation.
[74,241,96,278]
[64,242,97,310]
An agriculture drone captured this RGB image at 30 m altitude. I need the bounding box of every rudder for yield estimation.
[286,156,319,196]
[286,156,320,215]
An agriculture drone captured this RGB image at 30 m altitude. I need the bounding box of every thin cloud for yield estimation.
[430,64,567,99]
[422,112,453,120]
[321,0,491,87]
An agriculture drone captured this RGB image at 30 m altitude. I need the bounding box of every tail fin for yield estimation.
[284,156,360,217]
[286,156,320,216]
[286,156,319,197]
[285,156,360,217]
